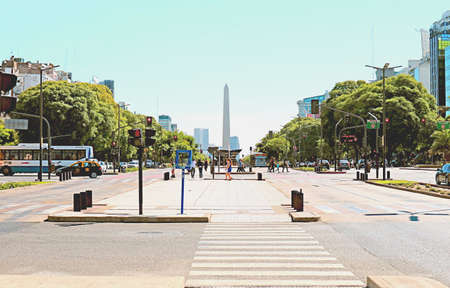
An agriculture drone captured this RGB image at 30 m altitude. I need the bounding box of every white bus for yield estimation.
[0,143,94,176]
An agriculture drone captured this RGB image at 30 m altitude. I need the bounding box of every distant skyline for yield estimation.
[1,1,449,154]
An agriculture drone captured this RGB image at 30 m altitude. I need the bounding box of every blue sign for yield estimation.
[175,150,192,169]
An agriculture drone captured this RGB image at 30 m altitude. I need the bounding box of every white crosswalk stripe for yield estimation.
[186,223,365,288]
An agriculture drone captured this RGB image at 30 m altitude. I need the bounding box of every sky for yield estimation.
[2,0,449,155]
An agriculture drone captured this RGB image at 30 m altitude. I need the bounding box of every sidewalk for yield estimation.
[48,176,291,223]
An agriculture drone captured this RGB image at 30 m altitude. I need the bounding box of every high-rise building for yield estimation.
[158,115,172,131]
[446,46,450,116]
[194,128,209,152]
[230,136,240,150]
[222,84,230,150]
[430,10,450,108]
[171,124,178,132]
[100,80,115,97]
[297,91,329,118]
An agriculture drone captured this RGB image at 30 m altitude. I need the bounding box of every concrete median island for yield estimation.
[367,180,450,199]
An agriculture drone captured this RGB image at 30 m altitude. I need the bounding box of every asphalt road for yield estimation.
[1,167,449,287]
[265,168,450,285]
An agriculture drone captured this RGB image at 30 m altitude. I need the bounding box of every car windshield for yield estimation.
[442,164,450,172]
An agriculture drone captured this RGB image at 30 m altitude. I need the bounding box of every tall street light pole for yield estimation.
[365,63,400,180]
[39,64,59,181]
[334,118,344,171]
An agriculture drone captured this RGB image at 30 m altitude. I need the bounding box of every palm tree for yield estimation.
[430,130,450,162]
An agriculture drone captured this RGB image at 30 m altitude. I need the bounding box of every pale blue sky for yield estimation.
[2,1,449,154]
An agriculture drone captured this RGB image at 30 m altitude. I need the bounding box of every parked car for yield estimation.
[128,160,139,168]
[106,162,113,169]
[316,159,330,170]
[306,161,315,167]
[299,162,306,167]
[435,163,450,185]
[145,160,154,168]
[356,159,365,169]
[56,160,103,178]
[98,161,107,173]
[120,162,128,169]
[338,159,350,170]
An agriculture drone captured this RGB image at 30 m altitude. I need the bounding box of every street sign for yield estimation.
[175,150,192,169]
[366,120,380,129]
[4,119,28,130]
[437,121,450,130]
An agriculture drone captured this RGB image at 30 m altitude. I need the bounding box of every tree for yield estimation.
[15,81,117,160]
[321,75,437,160]
[430,130,450,161]
[0,120,18,145]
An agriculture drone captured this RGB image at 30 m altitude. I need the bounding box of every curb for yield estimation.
[366,181,450,200]
[47,214,210,223]
[316,171,347,174]
[289,212,320,222]
[367,275,448,288]
[0,275,185,288]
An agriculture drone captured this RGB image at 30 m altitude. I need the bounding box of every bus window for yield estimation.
[0,150,5,160]
[33,150,40,160]
[77,150,85,160]
[6,150,19,160]
[22,150,33,160]
[52,150,63,160]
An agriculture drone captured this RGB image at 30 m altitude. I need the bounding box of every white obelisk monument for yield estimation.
[222,84,230,154]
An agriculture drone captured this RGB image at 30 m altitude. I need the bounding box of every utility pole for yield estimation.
[366,63,400,180]
[138,146,143,215]
[334,118,344,171]
[368,112,379,178]
[117,103,121,173]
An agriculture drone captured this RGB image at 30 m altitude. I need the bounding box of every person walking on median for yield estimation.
[198,159,203,178]
[204,160,208,174]
[282,159,289,172]
[191,159,196,178]
[225,158,232,181]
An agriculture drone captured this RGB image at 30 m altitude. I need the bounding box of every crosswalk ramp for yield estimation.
[0,203,70,222]
[185,223,364,287]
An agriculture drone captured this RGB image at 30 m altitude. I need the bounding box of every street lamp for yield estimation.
[365,63,401,180]
[39,64,59,181]
[368,112,379,178]
[115,102,130,173]
[334,118,344,171]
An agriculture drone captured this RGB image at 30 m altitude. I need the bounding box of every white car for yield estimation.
[98,161,107,173]
[127,160,139,168]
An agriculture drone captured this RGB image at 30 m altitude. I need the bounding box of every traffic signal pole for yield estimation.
[138,147,143,215]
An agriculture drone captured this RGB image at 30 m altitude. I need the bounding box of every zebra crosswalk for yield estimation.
[0,203,70,222]
[186,223,364,288]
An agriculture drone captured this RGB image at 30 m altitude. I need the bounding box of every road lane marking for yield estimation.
[200,236,314,240]
[193,256,337,261]
[189,270,354,276]
[198,240,319,245]
[197,245,325,250]
[195,250,330,255]
[191,262,344,268]
[185,279,365,287]
[314,205,340,214]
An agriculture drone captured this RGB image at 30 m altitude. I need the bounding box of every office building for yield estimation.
[171,124,178,132]
[158,115,172,131]
[430,10,450,108]
[297,91,329,118]
[230,136,240,150]
[1,56,71,95]
[194,128,209,152]
[446,46,450,116]
[100,80,115,97]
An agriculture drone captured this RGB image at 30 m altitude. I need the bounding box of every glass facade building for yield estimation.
[99,80,114,97]
[446,46,450,116]
[229,136,240,150]
[297,91,329,118]
[158,115,172,131]
[194,128,209,152]
[430,11,450,108]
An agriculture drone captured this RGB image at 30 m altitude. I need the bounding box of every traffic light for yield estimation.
[0,72,18,113]
[111,140,117,148]
[146,116,153,126]
[421,118,426,124]
[385,118,390,123]
[310,100,319,114]
[173,135,178,141]
[145,128,156,146]
[128,128,142,147]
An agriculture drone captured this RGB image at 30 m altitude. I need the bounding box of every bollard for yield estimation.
[164,171,170,181]
[59,173,63,182]
[297,190,304,212]
[365,173,368,181]
[257,172,262,181]
[69,171,72,179]
[73,193,81,212]
[86,190,92,207]
[356,171,360,180]
[387,171,390,179]
[80,192,87,210]
[291,190,297,208]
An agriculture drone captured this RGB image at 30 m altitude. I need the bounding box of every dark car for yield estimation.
[56,160,103,178]
[435,163,450,185]
[316,159,330,170]
[338,159,350,170]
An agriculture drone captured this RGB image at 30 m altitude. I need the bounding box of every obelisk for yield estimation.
[222,84,230,151]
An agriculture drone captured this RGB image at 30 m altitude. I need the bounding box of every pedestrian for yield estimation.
[276,161,280,173]
[225,158,232,181]
[204,160,208,174]
[191,159,196,178]
[282,159,289,172]
[237,158,244,172]
[198,159,203,178]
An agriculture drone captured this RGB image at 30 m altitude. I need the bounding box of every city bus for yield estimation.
[0,143,94,176]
